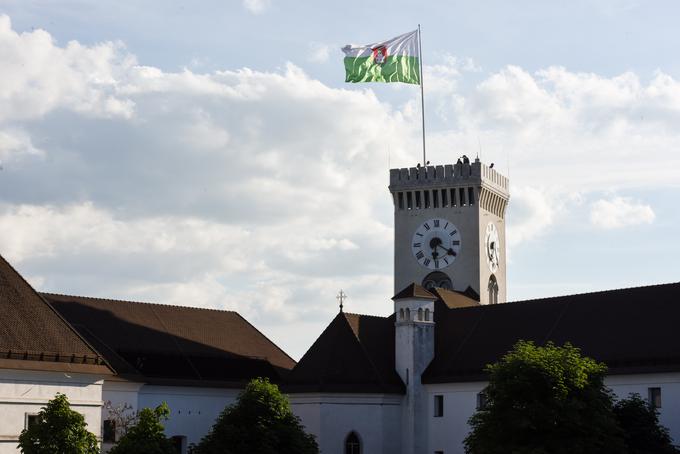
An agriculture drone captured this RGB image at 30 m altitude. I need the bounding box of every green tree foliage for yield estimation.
[108,403,176,454]
[191,378,318,454]
[464,341,625,454]
[18,393,99,454]
[614,393,679,454]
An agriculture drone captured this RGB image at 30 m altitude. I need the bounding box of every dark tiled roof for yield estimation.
[392,283,436,300]
[430,287,480,309]
[45,293,295,386]
[423,282,680,383]
[0,255,109,373]
[284,312,404,394]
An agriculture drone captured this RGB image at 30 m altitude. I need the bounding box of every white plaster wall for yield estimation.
[101,380,143,452]
[137,385,240,450]
[290,393,402,454]
[426,381,486,454]
[0,369,105,454]
[425,372,680,454]
[606,372,680,445]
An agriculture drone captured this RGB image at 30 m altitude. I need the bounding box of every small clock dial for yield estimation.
[412,218,462,270]
[485,222,500,273]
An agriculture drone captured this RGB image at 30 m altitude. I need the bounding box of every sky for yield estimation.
[1,0,679,359]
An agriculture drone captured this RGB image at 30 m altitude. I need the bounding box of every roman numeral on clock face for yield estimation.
[416,251,425,260]
[413,243,421,248]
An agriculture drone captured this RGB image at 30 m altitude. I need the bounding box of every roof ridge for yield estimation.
[0,255,109,368]
[338,314,388,389]
[41,291,238,314]
[508,281,680,305]
[342,311,389,320]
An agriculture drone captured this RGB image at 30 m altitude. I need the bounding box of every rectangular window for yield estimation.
[103,419,116,443]
[25,414,39,429]
[459,188,466,206]
[476,392,488,410]
[398,192,404,210]
[433,190,439,208]
[407,192,413,210]
[415,191,422,209]
[450,188,457,207]
[441,189,448,207]
[649,387,662,409]
[424,190,430,208]
[468,187,475,205]
[170,435,186,454]
[434,395,444,417]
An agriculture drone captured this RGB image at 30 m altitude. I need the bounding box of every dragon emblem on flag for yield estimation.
[372,46,387,65]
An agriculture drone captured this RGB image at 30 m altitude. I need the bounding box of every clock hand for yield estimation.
[436,244,456,256]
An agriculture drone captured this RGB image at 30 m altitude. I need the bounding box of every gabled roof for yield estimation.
[284,312,404,394]
[430,287,480,309]
[0,255,110,374]
[423,282,680,383]
[392,283,436,300]
[45,293,295,387]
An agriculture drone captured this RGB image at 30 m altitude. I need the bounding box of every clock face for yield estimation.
[412,218,461,270]
[485,222,500,273]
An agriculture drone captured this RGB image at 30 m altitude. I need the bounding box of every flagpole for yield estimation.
[418,24,426,166]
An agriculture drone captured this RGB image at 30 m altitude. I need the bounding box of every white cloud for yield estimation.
[0,15,135,121]
[590,197,655,229]
[308,42,332,63]
[242,0,271,14]
[1,16,680,357]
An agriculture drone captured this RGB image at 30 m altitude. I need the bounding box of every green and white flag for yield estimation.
[342,30,420,84]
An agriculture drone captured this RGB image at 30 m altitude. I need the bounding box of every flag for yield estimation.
[342,30,420,84]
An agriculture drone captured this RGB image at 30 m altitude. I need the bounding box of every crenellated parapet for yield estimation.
[389,159,509,194]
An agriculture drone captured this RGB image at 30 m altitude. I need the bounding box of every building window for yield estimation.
[407,192,413,210]
[649,387,662,409]
[441,189,448,207]
[417,308,423,321]
[468,187,475,205]
[405,308,410,320]
[103,419,116,443]
[170,435,187,454]
[488,275,499,305]
[399,308,404,320]
[434,395,444,417]
[424,308,430,321]
[424,190,431,208]
[433,190,439,208]
[398,192,404,210]
[415,191,422,209]
[25,414,40,429]
[345,431,361,454]
[476,392,488,410]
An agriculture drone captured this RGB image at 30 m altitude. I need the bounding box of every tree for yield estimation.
[103,400,137,438]
[108,402,176,454]
[614,393,679,454]
[191,378,318,454]
[18,393,99,454]
[464,340,625,454]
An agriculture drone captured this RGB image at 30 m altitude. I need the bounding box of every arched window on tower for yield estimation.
[422,271,453,291]
[488,275,499,305]
[345,431,361,454]
[405,308,410,320]
[399,308,404,320]
[424,308,430,321]
[417,308,423,321]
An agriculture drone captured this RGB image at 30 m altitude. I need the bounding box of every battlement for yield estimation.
[389,159,508,194]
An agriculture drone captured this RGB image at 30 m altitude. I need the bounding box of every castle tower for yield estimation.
[389,158,510,304]
[393,283,436,454]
